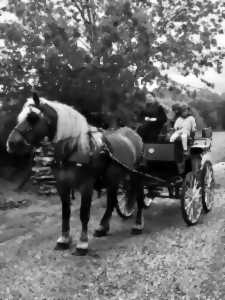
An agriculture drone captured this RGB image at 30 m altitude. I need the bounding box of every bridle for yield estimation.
[13,104,56,148]
[13,125,34,147]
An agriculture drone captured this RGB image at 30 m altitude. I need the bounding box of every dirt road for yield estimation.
[0,132,225,299]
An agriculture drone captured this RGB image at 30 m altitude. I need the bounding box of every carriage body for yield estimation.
[117,128,215,226]
[142,130,212,179]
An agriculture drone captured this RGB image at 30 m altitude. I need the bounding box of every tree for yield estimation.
[0,0,224,116]
[189,88,224,129]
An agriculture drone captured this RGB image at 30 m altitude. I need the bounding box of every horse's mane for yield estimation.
[18,97,90,153]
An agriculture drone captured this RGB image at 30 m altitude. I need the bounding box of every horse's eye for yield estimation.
[27,112,40,125]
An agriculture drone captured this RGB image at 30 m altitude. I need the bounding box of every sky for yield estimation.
[1,0,225,94]
[169,62,225,95]
[168,33,225,95]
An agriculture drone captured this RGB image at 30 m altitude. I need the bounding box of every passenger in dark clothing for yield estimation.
[137,93,167,142]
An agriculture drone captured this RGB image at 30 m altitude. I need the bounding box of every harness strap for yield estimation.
[100,133,167,185]
[53,128,106,167]
[106,150,168,185]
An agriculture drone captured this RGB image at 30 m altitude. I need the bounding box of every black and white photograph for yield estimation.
[0,0,225,299]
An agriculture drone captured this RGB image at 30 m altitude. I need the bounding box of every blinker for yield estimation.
[27,111,40,124]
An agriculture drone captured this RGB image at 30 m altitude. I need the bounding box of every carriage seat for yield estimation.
[191,127,212,152]
[145,128,212,163]
[158,126,195,146]
[201,127,212,139]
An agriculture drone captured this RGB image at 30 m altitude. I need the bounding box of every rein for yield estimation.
[107,151,168,185]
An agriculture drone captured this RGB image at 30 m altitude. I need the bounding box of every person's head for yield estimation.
[180,103,190,118]
[145,92,159,110]
[172,103,181,118]
[172,103,180,113]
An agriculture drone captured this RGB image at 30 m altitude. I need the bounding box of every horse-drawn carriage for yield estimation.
[7,92,215,253]
[116,127,214,226]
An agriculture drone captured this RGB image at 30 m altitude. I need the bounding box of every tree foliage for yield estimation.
[0,0,225,117]
[190,89,225,130]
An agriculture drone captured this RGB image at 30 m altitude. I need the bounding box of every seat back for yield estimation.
[202,127,212,139]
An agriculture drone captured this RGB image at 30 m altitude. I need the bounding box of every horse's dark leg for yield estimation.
[76,181,94,254]
[55,187,72,250]
[132,178,145,234]
[15,166,32,191]
[71,189,75,200]
[94,183,117,237]
[15,151,34,191]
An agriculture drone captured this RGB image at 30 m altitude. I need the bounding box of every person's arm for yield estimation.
[137,110,145,122]
[191,116,197,132]
[157,106,167,124]
[145,116,157,121]
[174,117,181,130]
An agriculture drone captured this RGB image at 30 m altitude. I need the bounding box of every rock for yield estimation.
[32,143,57,195]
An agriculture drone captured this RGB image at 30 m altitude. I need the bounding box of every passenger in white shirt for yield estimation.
[170,104,196,154]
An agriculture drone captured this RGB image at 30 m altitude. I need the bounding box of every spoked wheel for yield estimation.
[116,187,136,219]
[181,171,202,226]
[201,161,214,213]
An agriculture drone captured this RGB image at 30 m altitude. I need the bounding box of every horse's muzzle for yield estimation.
[6,133,32,155]
[7,139,24,153]
[6,140,13,153]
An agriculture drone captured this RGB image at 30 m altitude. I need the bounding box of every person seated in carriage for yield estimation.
[169,103,197,155]
[137,92,167,143]
[171,103,182,125]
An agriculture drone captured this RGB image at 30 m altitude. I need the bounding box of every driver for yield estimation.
[137,92,167,142]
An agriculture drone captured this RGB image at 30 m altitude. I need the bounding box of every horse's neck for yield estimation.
[52,107,90,155]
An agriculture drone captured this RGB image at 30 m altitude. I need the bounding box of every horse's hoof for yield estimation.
[131,226,143,235]
[54,242,70,250]
[54,236,72,250]
[75,247,88,256]
[75,241,88,256]
[93,228,109,237]
[131,228,143,235]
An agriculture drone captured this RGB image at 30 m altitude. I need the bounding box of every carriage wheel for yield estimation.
[181,171,202,226]
[201,161,214,213]
[116,188,135,219]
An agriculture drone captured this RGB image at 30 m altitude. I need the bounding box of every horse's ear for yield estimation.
[33,92,40,107]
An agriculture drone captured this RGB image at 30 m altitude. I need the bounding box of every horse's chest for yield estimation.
[52,160,106,189]
[53,165,91,186]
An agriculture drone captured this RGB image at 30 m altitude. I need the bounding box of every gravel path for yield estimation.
[0,132,225,299]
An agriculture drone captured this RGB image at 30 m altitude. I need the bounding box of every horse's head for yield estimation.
[7,92,57,154]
